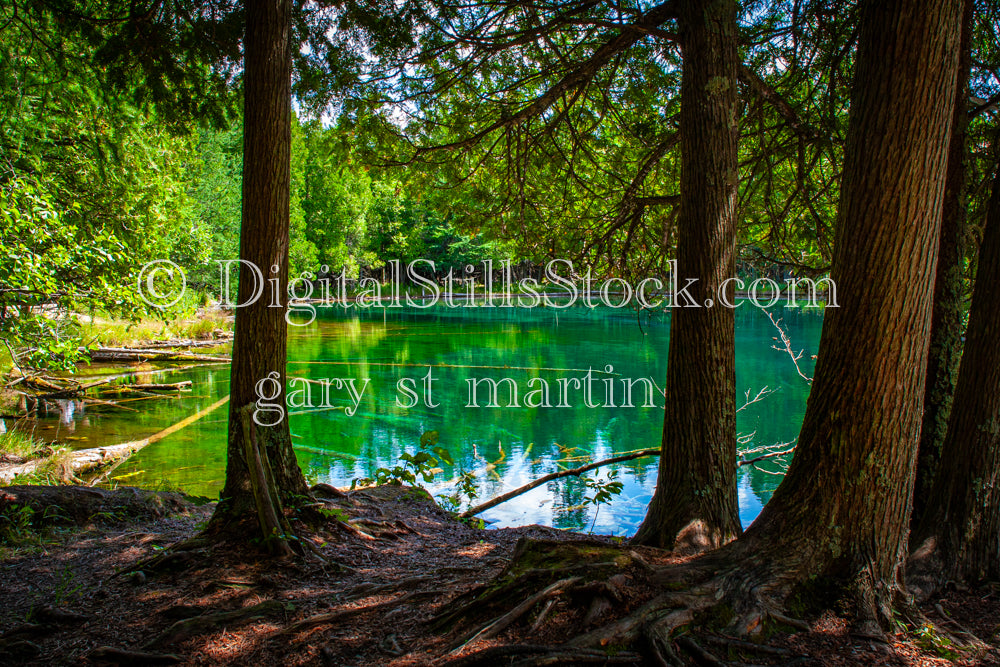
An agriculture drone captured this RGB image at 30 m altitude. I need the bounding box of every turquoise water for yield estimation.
[37,305,822,535]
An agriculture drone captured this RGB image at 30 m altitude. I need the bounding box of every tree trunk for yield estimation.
[911,0,973,528]
[911,165,1000,593]
[214,0,309,526]
[631,0,741,551]
[715,0,961,633]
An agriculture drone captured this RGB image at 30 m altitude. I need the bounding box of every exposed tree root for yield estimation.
[341,574,438,600]
[429,537,921,667]
[448,577,583,653]
[278,590,439,640]
[439,644,644,667]
[430,539,632,634]
[147,599,292,648]
[119,535,211,577]
[86,646,185,665]
[310,482,350,499]
[701,634,795,658]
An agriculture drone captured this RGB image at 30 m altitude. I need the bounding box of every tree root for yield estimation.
[310,482,350,499]
[147,600,292,648]
[930,602,988,649]
[439,644,643,667]
[448,577,582,653]
[341,574,438,601]
[701,634,795,658]
[278,590,439,640]
[428,537,851,667]
[34,606,91,625]
[675,635,725,667]
[768,612,810,633]
[87,646,184,665]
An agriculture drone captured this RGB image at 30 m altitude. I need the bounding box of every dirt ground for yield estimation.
[0,485,998,666]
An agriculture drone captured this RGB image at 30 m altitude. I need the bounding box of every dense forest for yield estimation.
[3,0,1000,665]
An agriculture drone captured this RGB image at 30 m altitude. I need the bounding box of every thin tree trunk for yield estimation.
[911,165,1000,593]
[631,0,741,551]
[215,0,309,526]
[911,0,973,528]
[711,0,961,634]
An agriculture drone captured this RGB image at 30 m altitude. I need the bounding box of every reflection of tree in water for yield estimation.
[88,303,823,530]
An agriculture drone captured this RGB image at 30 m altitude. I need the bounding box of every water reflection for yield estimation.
[27,305,822,534]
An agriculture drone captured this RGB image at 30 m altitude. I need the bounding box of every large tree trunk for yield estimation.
[631,0,741,551]
[911,0,973,528]
[214,0,309,526]
[911,166,1000,594]
[705,0,961,634]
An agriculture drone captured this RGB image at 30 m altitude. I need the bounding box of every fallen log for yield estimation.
[23,376,73,396]
[21,374,199,399]
[87,394,231,486]
[460,444,798,518]
[85,347,230,363]
[129,381,192,391]
[129,338,231,349]
[459,449,660,518]
[0,395,230,483]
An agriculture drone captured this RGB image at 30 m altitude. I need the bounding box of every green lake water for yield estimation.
[25,305,822,535]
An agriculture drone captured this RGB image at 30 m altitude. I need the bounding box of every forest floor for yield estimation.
[0,484,998,667]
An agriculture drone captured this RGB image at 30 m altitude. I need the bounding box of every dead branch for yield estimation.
[461,440,797,517]
[739,444,797,468]
[737,386,776,413]
[762,309,813,384]
[460,449,661,517]
[450,577,582,653]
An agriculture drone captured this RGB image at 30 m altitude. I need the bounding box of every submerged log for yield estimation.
[129,381,193,391]
[0,395,230,483]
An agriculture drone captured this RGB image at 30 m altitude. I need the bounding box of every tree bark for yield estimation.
[712,0,960,633]
[215,0,309,526]
[911,0,973,528]
[911,165,1000,592]
[631,0,741,551]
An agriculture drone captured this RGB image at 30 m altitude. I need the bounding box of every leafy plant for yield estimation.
[438,470,480,513]
[317,506,350,523]
[352,430,454,489]
[913,623,961,660]
[584,468,624,533]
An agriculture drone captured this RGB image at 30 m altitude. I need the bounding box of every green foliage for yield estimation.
[913,623,962,660]
[438,470,479,513]
[0,430,47,460]
[352,430,453,488]
[316,506,350,523]
[0,10,200,369]
[0,504,36,543]
[584,468,624,507]
[52,563,85,606]
[583,468,624,533]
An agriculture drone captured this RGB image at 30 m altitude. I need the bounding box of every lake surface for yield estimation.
[24,305,822,535]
